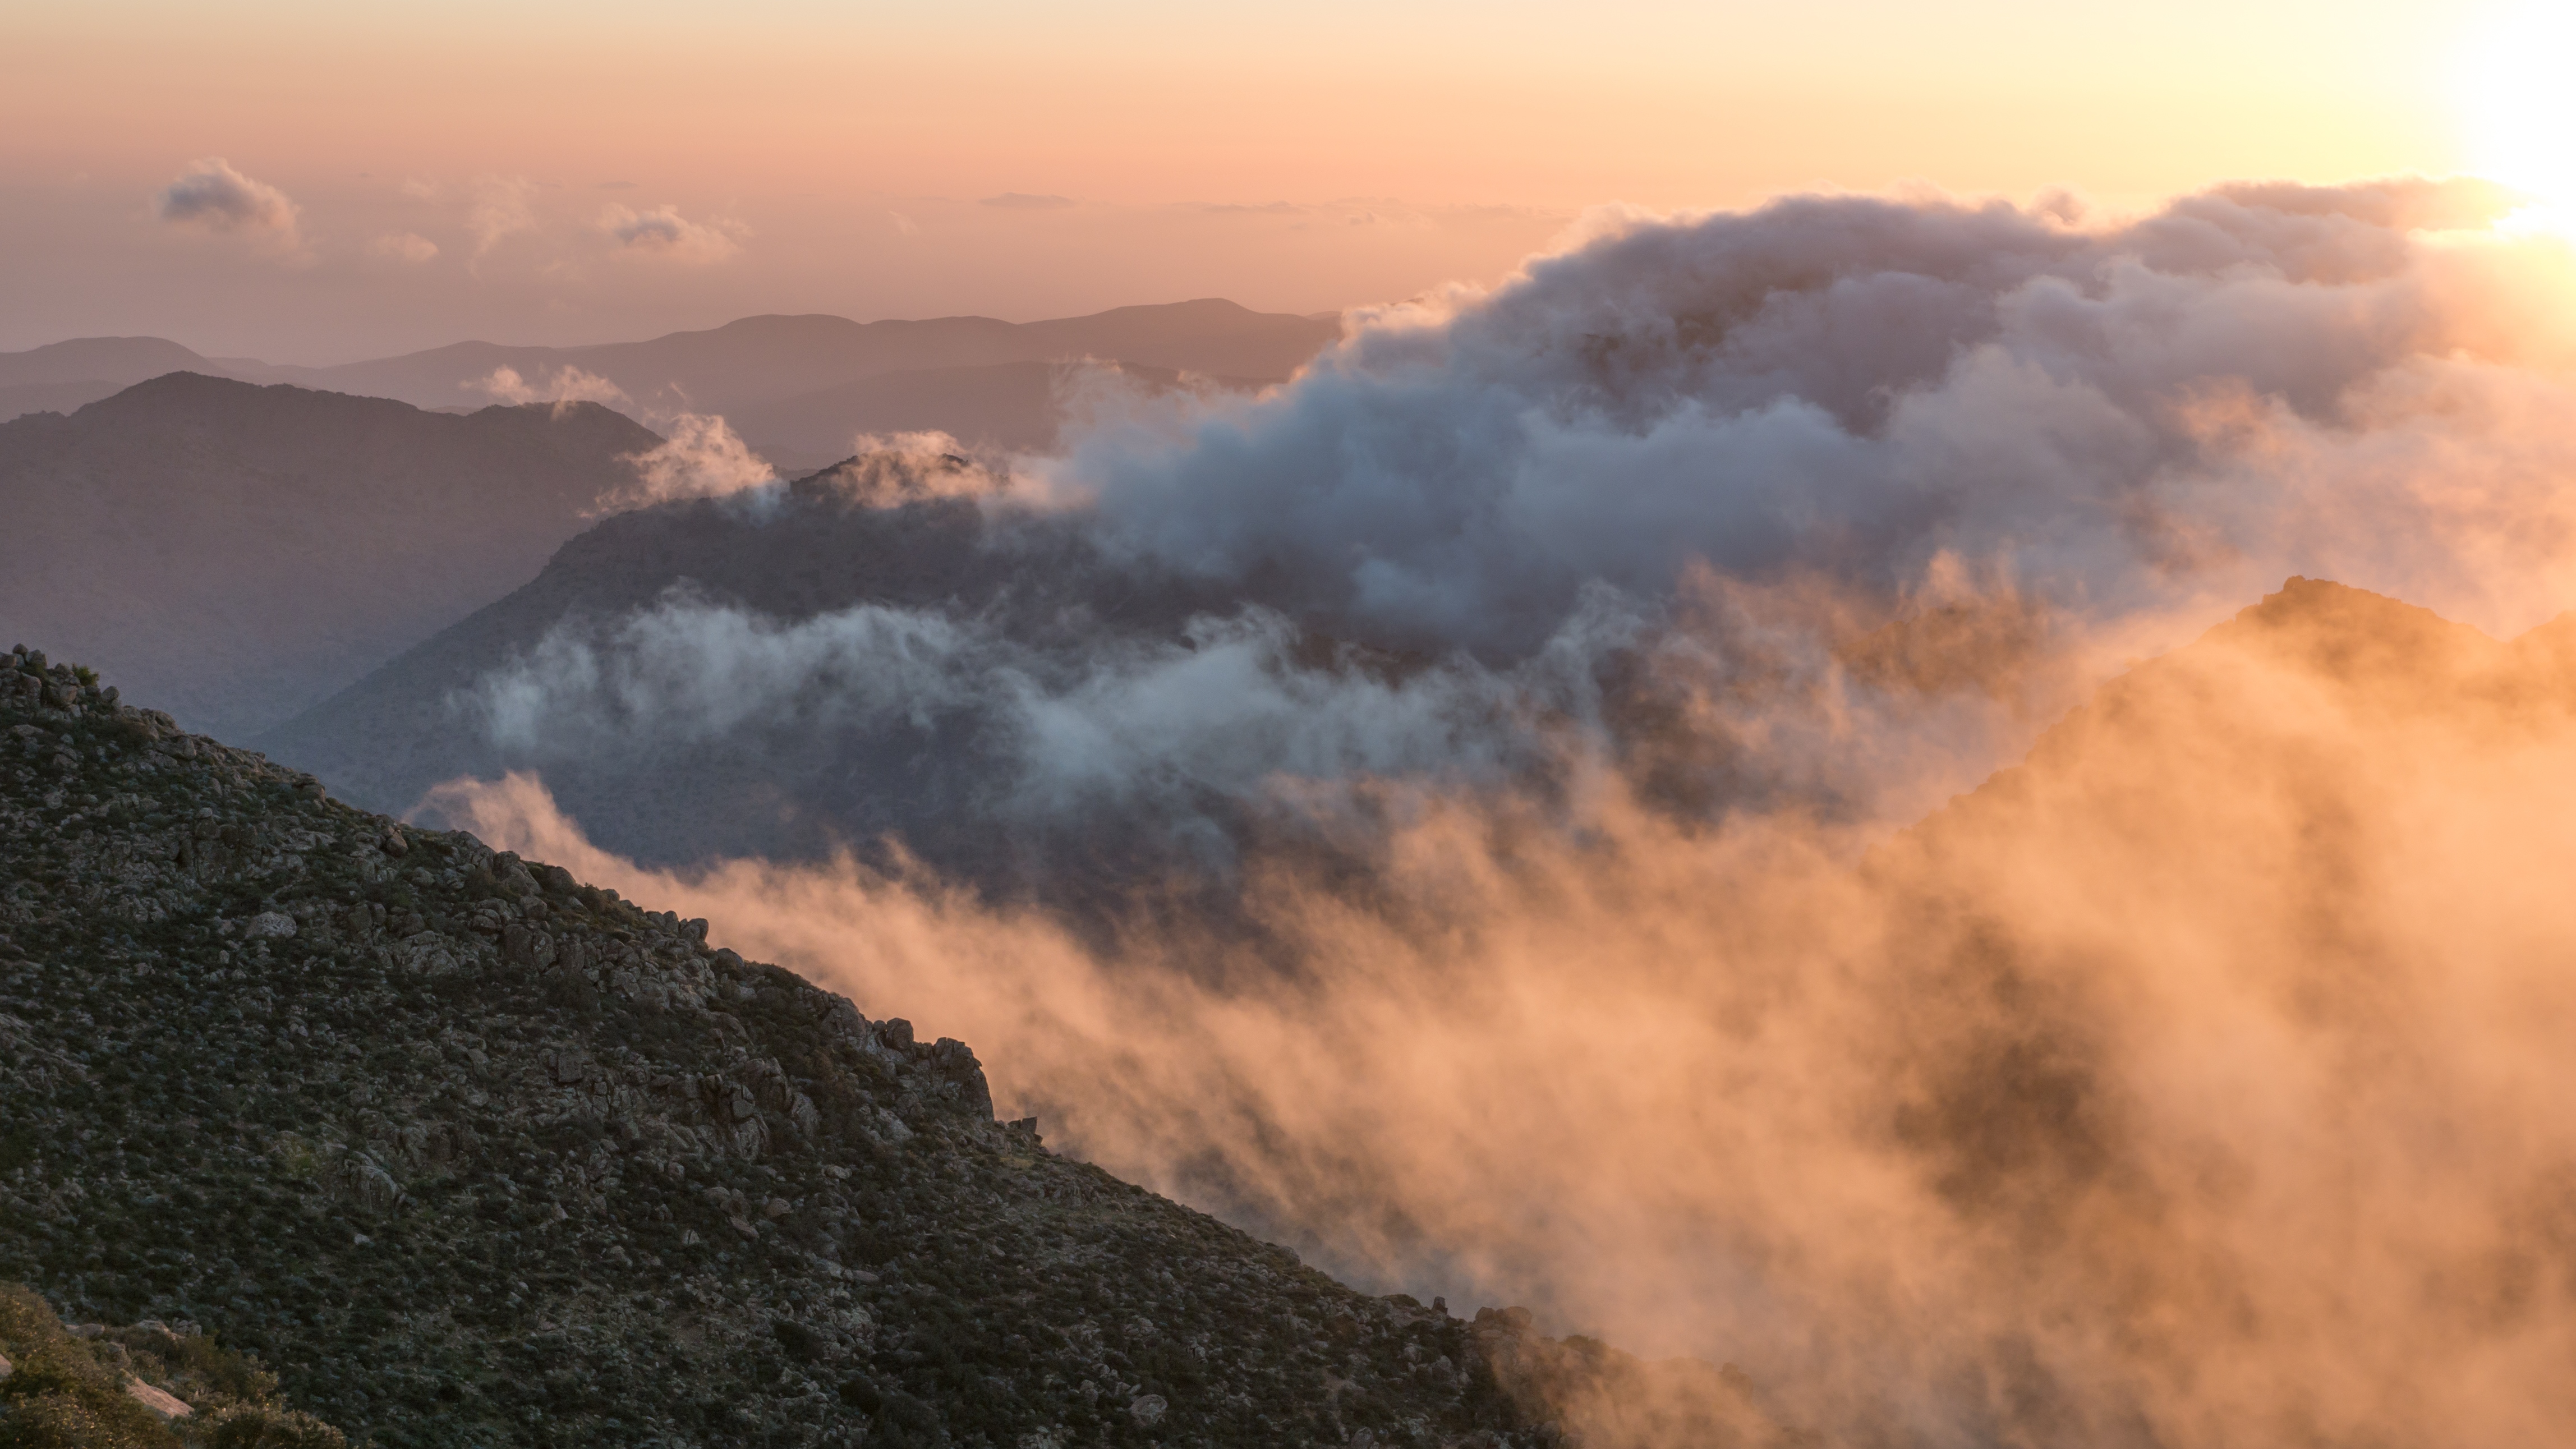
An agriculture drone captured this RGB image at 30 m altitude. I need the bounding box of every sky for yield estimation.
[0,0,2557,360]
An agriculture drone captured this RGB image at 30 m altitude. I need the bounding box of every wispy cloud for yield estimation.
[368,231,439,264]
[981,192,1076,210]
[466,175,539,262]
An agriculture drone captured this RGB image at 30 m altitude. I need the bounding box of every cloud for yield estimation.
[610,412,775,505]
[463,365,629,409]
[437,591,2576,1447]
[466,175,538,261]
[415,177,2576,1444]
[1055,177,2570,661]
[601,204,748,263]
[597,180,638,190]
[154,158,300,249]
[981,192,1077,210]
[367,231,439,264]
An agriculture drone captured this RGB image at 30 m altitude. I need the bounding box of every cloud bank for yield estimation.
[421,178,2576,1445]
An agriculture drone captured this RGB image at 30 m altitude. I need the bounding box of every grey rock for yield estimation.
[243,910,297,939]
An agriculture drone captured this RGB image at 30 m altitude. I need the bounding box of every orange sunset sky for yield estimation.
[1,0,2564,360]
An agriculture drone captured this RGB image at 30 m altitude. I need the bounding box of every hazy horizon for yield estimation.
[6,0,2555,361]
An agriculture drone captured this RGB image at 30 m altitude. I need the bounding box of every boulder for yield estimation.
[126,1377,194,1420]
[243,910,297,940]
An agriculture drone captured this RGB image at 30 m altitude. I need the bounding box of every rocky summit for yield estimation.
[0,646,1643,1448]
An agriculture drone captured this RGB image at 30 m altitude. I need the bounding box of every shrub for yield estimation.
[191,1405,346,1449]
[0,1344,180,1449]
[0,1391,177,1449]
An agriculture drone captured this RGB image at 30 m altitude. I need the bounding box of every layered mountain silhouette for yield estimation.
[251,301,1334,417]
[4,302,1336,445]
[0,375,659,739]
[0,337,257,422]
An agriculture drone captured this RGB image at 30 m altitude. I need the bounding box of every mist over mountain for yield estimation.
[0,375,659,738]
[240,177,2576,1445]
[730,360,1262,467]
[269,178,2576,893]
[256,453,1253,894]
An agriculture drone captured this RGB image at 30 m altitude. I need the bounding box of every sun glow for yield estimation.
[2460,1,2576,230]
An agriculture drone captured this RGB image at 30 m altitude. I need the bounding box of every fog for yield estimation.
[425,180,2576,1445]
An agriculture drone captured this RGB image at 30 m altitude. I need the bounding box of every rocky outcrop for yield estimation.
[0,646,1560,1448]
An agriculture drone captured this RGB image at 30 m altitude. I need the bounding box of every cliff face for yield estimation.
[0,647,1556,1449]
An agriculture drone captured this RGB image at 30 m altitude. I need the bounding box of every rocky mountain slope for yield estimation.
[0,646,1682,1448]
[0,376,660,739]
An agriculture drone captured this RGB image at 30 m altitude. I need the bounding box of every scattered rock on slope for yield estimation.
[0,645,1662,1448]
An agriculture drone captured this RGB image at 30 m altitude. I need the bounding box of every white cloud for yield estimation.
[463,365,630,408]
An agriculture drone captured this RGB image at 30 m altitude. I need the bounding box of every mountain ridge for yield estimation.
[3,301,1341,425]
[0,645,1667,1447]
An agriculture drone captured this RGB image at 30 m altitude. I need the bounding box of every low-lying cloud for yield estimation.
[464,365,631,408]
[418,177,2576,1444]
[438,592,2576,1446]
[612,412,775,506]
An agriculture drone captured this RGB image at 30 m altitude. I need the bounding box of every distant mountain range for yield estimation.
[0,300,1340,459]
[0,337,275,422]
[0,374,659,739]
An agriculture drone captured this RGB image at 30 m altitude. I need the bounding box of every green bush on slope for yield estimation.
[0,1284,342,1449]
